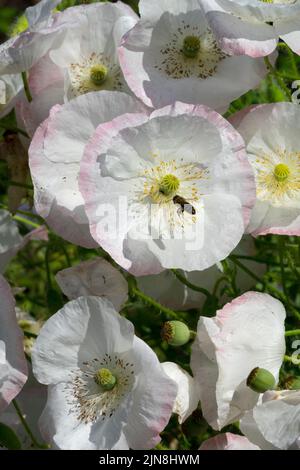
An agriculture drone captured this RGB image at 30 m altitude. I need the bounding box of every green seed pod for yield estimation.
[94,368,117,391]
[246,367,276,393]
[283,376,300,390]
[90,64,108,86]
[161,320,191,347]
[182,35,201,58]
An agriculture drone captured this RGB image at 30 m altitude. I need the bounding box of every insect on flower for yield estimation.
[173,195,196,215]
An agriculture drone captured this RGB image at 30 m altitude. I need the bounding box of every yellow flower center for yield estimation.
[182,35,201,58]
[94,367,117,391]
[158,174,180,196]
[90,64,108,87]
[274,163,290,182]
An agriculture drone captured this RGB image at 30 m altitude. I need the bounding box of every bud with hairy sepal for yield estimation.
[161,320,191,347]
[247,367,276,393]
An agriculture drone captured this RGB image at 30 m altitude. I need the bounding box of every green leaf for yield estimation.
[0,7,19,35]
[0,422,22,450]
[276,43,300,80]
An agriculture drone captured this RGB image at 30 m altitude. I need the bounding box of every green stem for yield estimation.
[212,276,228,297]
[189,330,197,340]
[130,286,178,320]
[285,329,300,337]
[21,71,32,103]
[16,208,43,221]
[229,255,262,284]
[278,237,289,299]
[264,56,292,101]
[284,355,299,365]
[171,269,211,298]
[12,399,48,449]
[13,215,41,229]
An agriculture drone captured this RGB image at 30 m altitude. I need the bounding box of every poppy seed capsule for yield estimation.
[283,376,300,390]
[246,367,276,393]
[90,64,108,86]
[94,368,117,391]
[182,35,201,58]
[161,320,191,346]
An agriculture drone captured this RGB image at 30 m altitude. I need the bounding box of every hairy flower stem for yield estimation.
[285,330,300,337]
[171,269,212,299]
[13,215,41,229]
[230,254,300,321]
[12,399,48,449]
[130,286,179,320]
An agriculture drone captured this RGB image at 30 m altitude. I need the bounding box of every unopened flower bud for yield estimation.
[247,367,275,393]
[161,321,190,347]
[283,376,300,390]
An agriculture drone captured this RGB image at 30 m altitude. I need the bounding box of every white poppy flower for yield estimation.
[18,2,139,136]
[0,275,27,413]
[0,209,48,274]
[241,390,300,450]
[199,432,260,450]
[79,101,255,275]
[232,102,300,236]
[162,362,199,424]
[118,0,267,110]
[191,292,286,430]
[55,257,128,311]
[0,74,23,119]
[28,90,146,247]
[31,296,177,450]
[202,0,300,57]
[0,0,67,75]
[137,235,266,310]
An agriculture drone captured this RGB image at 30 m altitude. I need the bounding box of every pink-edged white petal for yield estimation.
[275,17,300,56]
[241,390,300,450]
[55,257,128,311]
[26,1,138,120]
[191,292,286,430]
[0,1,71,75]
[199,432,260,450]
[202,0,300,57]
[29,90,146,247]
[162,362,199,423]
[0,275,27,412]
[119,1,267,110]
[80,101,255,275]
[32,296,176,450]
[233,102,300,236]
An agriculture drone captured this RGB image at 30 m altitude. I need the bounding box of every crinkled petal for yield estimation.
[191,292,286,430]
[32,296,134,385]
[55,257,128,311]
[0,275,27,412]
[162,362,198,423]
[199,432,260,450]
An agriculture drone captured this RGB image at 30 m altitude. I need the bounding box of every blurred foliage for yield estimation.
[0,0,300,451]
